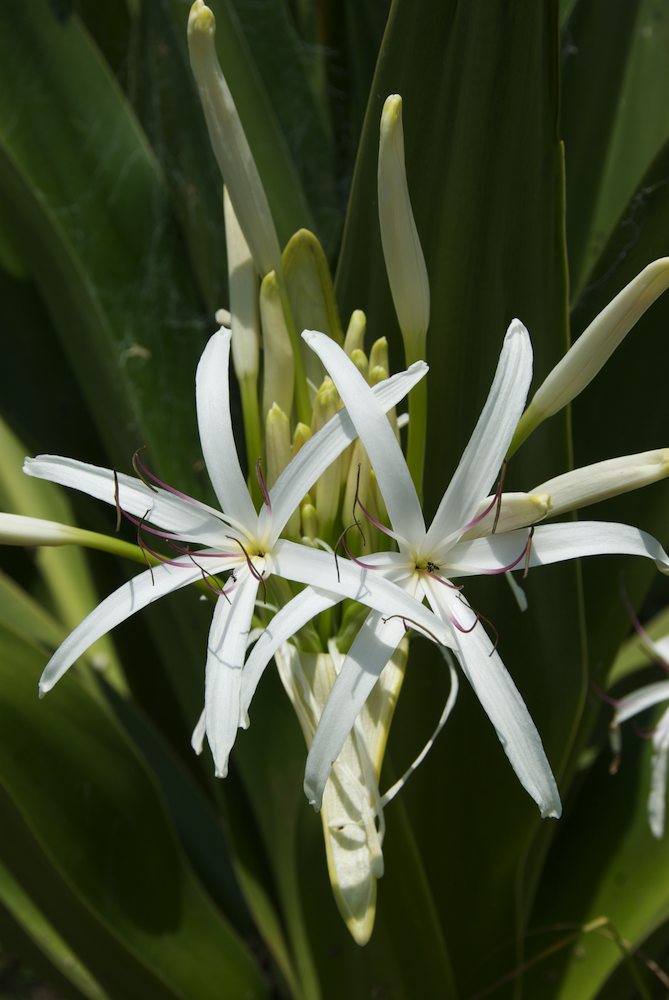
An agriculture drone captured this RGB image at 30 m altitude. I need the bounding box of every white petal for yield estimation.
[240,586,342,724]
[446,522,669,578]
[196,328,258,526]
[191,709,206,754]
[425,581,561,818]
[271,539,448,645]
[204,573,260,778]
[301,330,425,545]
[650,708,669,838]
[264,360,428,542]
[24,455,227,543]
[424,320,533,557]
[304,611,408,808]
[613,681,669,725]
[39,558,226,695]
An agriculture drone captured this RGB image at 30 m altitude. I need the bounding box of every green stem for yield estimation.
[239,374,263,508]
[406,349,427,502]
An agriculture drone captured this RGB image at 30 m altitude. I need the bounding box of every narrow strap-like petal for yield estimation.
[39,558,228,695]
[613,681,669,725]
[191,708,206,754]
[650,708,669,837]
[196,328,258,526]
[204,572,260,778]
[271,539,449,646]
[301,330,425,545]
[264,360,429,541]
[24,455,227,543]
[425,580,561,819]
[424,320,533,555]
[304,611,408,808]
[240,585,341,725]
[446,521,669,578]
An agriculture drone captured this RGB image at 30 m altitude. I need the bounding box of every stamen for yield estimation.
[620,578,669,674]
[132,447,159,493]
[225,535,267,604]
[463,461,507,532]
[255,459,271,512]
[424,569,463,592]
[492,461,507,534]
[136,510,155,585]
[380,613,442,645]
[333,523,380,583]
[187,552,233,603]
[113,470,122,533]
[481,528,534,576]
[523,525,535,579]
[132,447,200,505]
[350,464,367,546]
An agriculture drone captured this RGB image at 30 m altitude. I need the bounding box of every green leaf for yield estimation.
[0,859,107,1000]
[0,624,268,999]
[0,1,205,489]
[525,726,669,999]
[562,0,669,298]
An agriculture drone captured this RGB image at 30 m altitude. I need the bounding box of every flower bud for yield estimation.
[188,1,281,276]
[260,270,294,419]
[511,258,669,454]
[344,310,366,356]
[378,95,430,359]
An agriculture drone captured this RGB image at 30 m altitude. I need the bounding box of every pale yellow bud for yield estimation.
[300,500,319,541]
[378,95,430,358]
[291,422,312,457]
[265,404,291,486]
[188,1,281,276]
[311,378,342,539]
[368,365,389,387]
[349,348,369,381]
[260,270,294,419]
[344,310,366,356]
[369,337,389,374]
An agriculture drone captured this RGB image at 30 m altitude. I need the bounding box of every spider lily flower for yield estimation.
[510,257,669,454]
[24,328,447,779]
[299,323,669,817]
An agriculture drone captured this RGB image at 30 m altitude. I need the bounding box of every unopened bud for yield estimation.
[188,1,281,276]
[511,258,669,454]
[292,422,312,457]
[260,270,294,418]
[350,349,369,381]
[344,310,366,356]
[378,95,430,359]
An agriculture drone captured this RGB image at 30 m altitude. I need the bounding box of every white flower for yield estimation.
[611,631,669,839]
[293,323,669,819]
[24,328,449,778]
